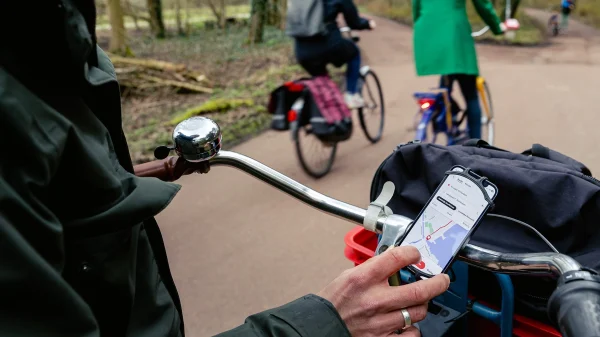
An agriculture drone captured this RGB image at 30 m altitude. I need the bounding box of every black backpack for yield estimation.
[370,140,600,323]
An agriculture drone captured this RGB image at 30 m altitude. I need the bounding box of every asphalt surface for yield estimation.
[156,13,600,336]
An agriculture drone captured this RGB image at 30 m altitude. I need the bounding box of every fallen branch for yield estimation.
[108,54,187,72]
[139,75,213,94]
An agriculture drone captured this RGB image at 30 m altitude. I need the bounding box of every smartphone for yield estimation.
[398,166,498,277]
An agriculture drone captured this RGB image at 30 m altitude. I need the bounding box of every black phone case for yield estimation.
[396,165,498,278]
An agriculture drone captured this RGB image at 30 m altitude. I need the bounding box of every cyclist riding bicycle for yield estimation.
[561,0,575,29]
[288,0,376,109]
[412,0,511,139]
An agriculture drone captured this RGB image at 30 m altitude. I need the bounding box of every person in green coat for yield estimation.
[412,0,506,138]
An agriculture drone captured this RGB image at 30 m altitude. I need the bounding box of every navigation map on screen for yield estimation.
[400,173,491,275]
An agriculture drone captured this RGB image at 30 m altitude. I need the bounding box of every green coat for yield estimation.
[412,0,503,76]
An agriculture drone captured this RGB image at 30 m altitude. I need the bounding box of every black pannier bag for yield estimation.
[267,78,353,143]
[370,140,600,323]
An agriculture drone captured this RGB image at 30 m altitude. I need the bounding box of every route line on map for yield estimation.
[425,220,453,241]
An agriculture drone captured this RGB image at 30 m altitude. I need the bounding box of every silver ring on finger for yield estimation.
[401,308,412,329]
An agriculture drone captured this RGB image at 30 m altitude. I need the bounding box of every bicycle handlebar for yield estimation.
[209,151,582,276]
[471,0,513,37]
[144,111,598,337]
[548,272,600,337]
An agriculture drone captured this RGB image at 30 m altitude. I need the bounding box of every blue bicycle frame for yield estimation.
[414,91,470,145]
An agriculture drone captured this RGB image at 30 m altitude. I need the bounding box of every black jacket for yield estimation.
[295,0,370,62]
[0,1,351,336]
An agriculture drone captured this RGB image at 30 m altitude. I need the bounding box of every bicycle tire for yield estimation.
[480,79,495,145]
[358,70,385,143]
[294,125,337,179]
[548,16,560,36]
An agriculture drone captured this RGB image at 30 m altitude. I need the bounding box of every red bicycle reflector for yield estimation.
[287,110,297,122]
[417,98,436,110]
[284,81,305,93]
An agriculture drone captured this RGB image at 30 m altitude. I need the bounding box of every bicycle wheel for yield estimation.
[294,124,338,179]
[478,78,495,145]
[358,69,385,143]
[548,16,560,36]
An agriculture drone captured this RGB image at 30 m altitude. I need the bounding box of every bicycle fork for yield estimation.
[416,108,436,142]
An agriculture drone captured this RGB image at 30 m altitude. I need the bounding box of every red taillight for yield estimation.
[284,81,305,92]
[417,98,436,110]
[287,110,297,122]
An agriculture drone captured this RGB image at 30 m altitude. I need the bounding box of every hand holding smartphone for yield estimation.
[397,166,498,278]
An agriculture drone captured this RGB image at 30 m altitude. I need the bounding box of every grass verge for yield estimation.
[524,0,600,29]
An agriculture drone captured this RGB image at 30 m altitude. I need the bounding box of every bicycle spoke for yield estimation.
[295,125,337,178]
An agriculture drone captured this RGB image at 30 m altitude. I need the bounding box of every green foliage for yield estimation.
[217,111,272,147]
[170,98,255,125]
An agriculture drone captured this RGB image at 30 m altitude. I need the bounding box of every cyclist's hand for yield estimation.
[501,18,520,31]
[369,20,377,30]
[318,246,450,337]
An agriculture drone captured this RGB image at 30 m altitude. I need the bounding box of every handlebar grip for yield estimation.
[548,271,600,337]
[133,156,210,181]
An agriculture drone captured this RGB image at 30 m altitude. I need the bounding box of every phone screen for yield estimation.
[399,170,495,276]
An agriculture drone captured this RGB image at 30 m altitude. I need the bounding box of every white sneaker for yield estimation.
[344,92,365,109]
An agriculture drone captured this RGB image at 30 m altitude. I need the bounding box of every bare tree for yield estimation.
[174,0,185,35]
[123,0,146,30]
[106,0,129,55]
[206,0,227,29]
[185,0,192,34]
[279,0,287,30]
[248,0,267,43]
[147,0,166,38]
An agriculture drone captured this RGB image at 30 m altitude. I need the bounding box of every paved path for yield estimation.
[156,14,600,336]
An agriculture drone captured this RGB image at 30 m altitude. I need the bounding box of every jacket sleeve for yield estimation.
[412,0,421,23]
[472,0,503,35]
[0,70,100,337]
[341,0,371,30]
[215,295,351,337]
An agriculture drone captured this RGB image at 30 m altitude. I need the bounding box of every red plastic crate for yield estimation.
[343,225,561,337]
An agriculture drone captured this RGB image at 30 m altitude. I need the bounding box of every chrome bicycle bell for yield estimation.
[170,117,222,162]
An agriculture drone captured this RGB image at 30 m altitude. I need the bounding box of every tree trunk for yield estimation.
[175,0,184,35]
[124,0,140,30]
[248,0,267,43]
[206,0,226,29]
[185,0,191,34]
[107,0,128,55]
[265,0,276,26]
[147,0,166,38]
[219,0,226,29]
[279,0,287,30]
